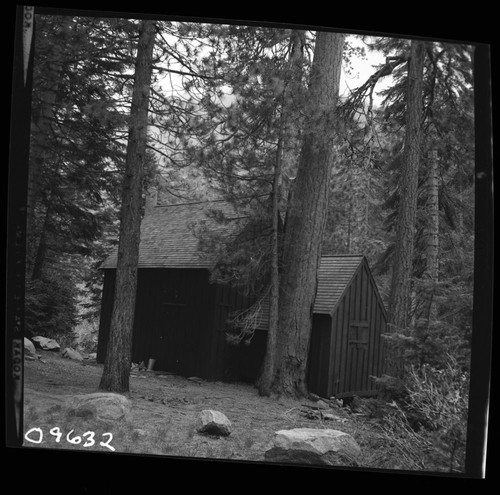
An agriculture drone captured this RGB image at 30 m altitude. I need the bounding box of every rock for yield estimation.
[197,409,232,436]
[62,347,84,361]
[265,428,361,466]
[32,336,60,351]
[316,400,330,410]
[24,338,37,358]
[67,393,131,422]
[308,393,321,402]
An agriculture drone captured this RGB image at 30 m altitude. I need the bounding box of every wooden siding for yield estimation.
[209,283,257,380]
[97,268,217,379]
[306,259,387,399]
[331,262,386,398]
[98,259,386,396]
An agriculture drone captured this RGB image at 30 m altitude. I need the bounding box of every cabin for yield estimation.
[97,200,387,398]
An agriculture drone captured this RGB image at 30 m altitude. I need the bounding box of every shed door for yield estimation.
[346,320,369,392]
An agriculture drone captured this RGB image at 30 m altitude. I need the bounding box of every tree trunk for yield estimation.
[99,20,156,393]
[271,31,344,397]
[257,125,283,396]
[386,40,426,377]
[280,29,306,202]
[423,149,440,322]
[258,30,305,397]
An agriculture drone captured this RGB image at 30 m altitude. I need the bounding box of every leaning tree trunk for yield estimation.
[99,20,156,393]
[386,39,426,377]
[271,31,344,397]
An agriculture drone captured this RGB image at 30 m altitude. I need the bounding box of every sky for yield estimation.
[340,35,391,106]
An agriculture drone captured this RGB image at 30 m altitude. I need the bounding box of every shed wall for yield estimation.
[331,262,386,398]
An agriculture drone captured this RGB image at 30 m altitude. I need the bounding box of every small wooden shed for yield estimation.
[97,200,387,398]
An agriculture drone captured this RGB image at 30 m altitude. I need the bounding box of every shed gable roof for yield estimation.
[246,255,366,330]
[314,255,365,314]
[100,200,247,269]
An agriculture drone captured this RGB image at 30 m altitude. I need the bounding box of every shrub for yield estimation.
[403,355,469,472]
[25,278,79,340]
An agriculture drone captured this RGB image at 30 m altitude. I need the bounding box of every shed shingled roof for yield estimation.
[100,200,247,269]
[246,255,366,330]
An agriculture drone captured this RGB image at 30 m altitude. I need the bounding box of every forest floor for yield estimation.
[21,349,435,474]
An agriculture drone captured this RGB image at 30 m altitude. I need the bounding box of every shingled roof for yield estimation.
[244,255,366,330]
[314,255,365,314]
[100,200,248,269]
[100,203,378,327]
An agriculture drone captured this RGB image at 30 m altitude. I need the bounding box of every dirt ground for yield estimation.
[22,349,360,467]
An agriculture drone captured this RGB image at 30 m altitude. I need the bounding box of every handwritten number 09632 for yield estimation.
[25,427,115,452]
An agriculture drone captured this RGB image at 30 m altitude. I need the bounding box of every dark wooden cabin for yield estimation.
[97,200,387,398]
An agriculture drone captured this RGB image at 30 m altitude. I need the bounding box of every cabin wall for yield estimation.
[97,261,386,396]
[97,268,216,378]
[208,283,260,381]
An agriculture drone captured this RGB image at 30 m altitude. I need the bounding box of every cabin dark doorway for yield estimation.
[153,302,187,373]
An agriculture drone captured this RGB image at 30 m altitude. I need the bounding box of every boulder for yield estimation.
[265,428,361,466]
[67,392,131,422]
[62,347,84,361]
[32,336,60,351]
[197,409,232,436]
[24,338,37,358]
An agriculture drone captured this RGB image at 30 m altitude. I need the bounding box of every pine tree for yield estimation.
[25,15,134,338]
[271,31,344,397]
[99,19,156,393]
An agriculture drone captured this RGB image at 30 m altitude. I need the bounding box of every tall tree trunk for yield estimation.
[257,123,283,396]
[272,31,344,397]
[258,30,305,397]
[423,149,440,322]
[280,29,306,202]
[99,20,156,393]
[386,40,426,377]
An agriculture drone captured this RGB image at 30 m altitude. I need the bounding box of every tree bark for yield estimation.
[271,31,344,397]
[257,30,306,396]
[386,40,426,377]
[423,149,440,322]
[99,20,156,393]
